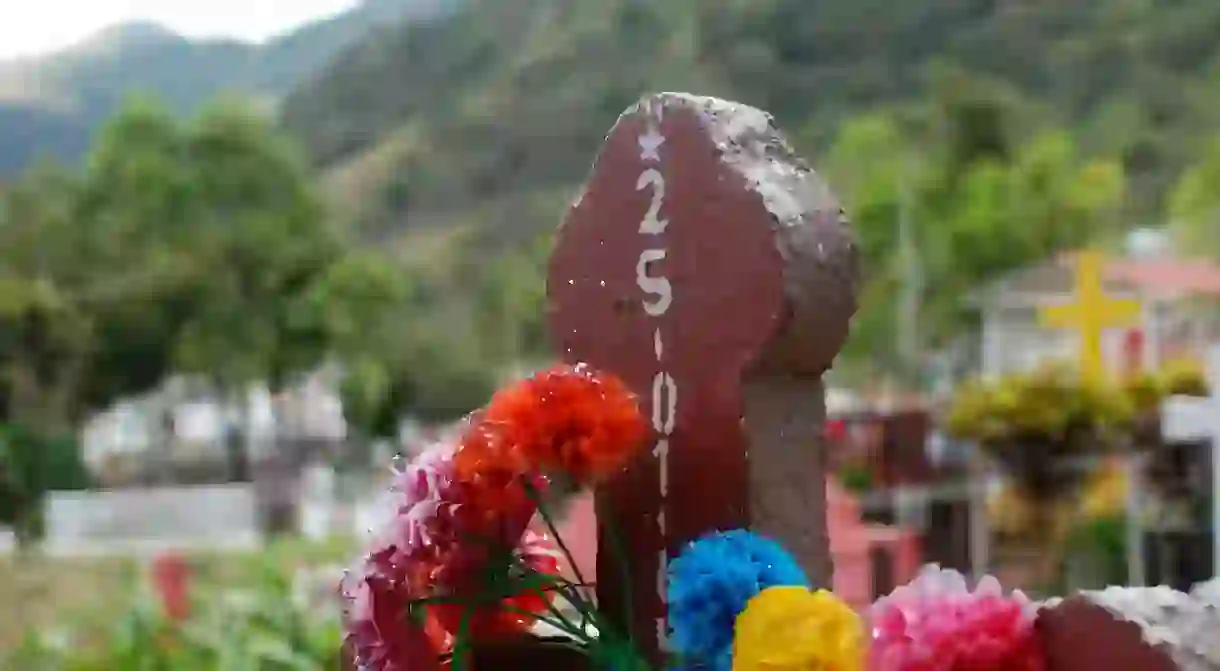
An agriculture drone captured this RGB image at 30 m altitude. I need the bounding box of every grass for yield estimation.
[0,536,355,654]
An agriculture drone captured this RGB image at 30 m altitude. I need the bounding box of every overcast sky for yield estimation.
[0,0,360,60]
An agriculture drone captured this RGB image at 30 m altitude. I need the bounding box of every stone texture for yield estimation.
[1039,584,1220,671]
[671,93,860,376]
[669,93,860,587]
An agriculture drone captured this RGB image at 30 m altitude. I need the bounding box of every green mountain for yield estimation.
[0,0,456,174]
[281,0,1220,246]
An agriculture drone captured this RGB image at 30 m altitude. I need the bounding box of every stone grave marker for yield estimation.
[43,483,260,557]
[1159,343,1219,578]
[548,92,859,657]
[1038,584,1220,671]
[299,462,338,540]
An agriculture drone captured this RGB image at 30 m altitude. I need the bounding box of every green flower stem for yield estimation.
[452,606,471,671]
[595,495,637,647]
[497,605,591,643]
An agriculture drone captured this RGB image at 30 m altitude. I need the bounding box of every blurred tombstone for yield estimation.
[299,462,338,540]
[43,484,259,556]
[548,92,858,658]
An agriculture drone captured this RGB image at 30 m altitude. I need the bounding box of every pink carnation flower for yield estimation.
[340,442,458,670]
[868,564,1047,671]
[339,440,564,670]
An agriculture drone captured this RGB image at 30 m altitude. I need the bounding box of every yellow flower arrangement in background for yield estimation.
[732,586,863,671]
[1080,458,1127,519]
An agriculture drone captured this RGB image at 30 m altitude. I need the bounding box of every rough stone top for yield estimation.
[617,92,861,376]
[1082,585,1220,670]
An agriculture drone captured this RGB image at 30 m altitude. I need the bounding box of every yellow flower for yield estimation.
[1081,459,1127,519]
[732,586,863,671]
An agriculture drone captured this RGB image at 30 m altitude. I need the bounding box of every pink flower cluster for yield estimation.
[868,565,1047,671]
[339,442,459,670]
[339,439,556,670]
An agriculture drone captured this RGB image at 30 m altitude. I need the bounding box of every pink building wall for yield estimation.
[551,479,920,611]
[826,479,921,609]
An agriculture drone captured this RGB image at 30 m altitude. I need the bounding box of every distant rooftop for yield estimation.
[981,249,1220,305]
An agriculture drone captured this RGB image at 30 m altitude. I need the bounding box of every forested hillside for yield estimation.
[278,0,1220,381]
[0,0,455,173]
[284,0,1220,233]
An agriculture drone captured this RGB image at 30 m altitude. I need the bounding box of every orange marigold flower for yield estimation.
[455,363,648,486]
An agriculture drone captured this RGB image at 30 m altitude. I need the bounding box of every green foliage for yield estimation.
[947,365,1135,446]
[0,424,89,544]
[283,0,1220,224]
[827,107,1126,368]
[5,560,341,670]
[1169,134,1220,257]
[1060,514,1129,590]
[947,365,1136,500]
[470,235,552,361]
[837,464,874,494]
[339,331,500,439]
[2,92,519,454]
[0,98,435,467]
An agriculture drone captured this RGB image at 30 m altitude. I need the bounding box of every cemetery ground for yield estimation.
[0,536,354,666]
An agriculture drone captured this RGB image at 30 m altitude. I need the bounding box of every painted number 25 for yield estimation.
[637,169,668,235]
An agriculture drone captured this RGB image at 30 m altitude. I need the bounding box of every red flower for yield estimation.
[151,553,191,622]
[455,364,647,486]
[429,530,564,640]
[341,569,440,671]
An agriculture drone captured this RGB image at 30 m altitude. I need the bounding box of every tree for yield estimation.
[0,165,97,429]
[471,233,551,361]
[823,109,1126,381]
[0,424,89,546]
[0,98,400,481]
[164,102,340,391]
[339,331,499,442]
[1168,134,1220,257]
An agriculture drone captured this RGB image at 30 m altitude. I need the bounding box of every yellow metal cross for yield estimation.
[1038,250,1141,381]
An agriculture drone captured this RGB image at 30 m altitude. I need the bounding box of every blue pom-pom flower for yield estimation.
[666,529,808,670]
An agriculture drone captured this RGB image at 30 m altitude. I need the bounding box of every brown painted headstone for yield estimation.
[1037,587,1220,671]
[547,92,859,659]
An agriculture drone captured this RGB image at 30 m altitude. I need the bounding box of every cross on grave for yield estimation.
[1039,250,1142,382]
[1159,343,1220,579]
[547,93,860,660]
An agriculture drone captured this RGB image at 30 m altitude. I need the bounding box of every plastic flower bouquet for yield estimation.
[339,363,867,671]
[340,363,651,670]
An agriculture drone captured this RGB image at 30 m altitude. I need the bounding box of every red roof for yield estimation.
[1105,259,1220,295]
[1052,250,1220,295]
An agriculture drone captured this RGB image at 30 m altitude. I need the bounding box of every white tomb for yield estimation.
[298,464,338,540]
[43,483,260,557]
[1159,343,1220,578]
